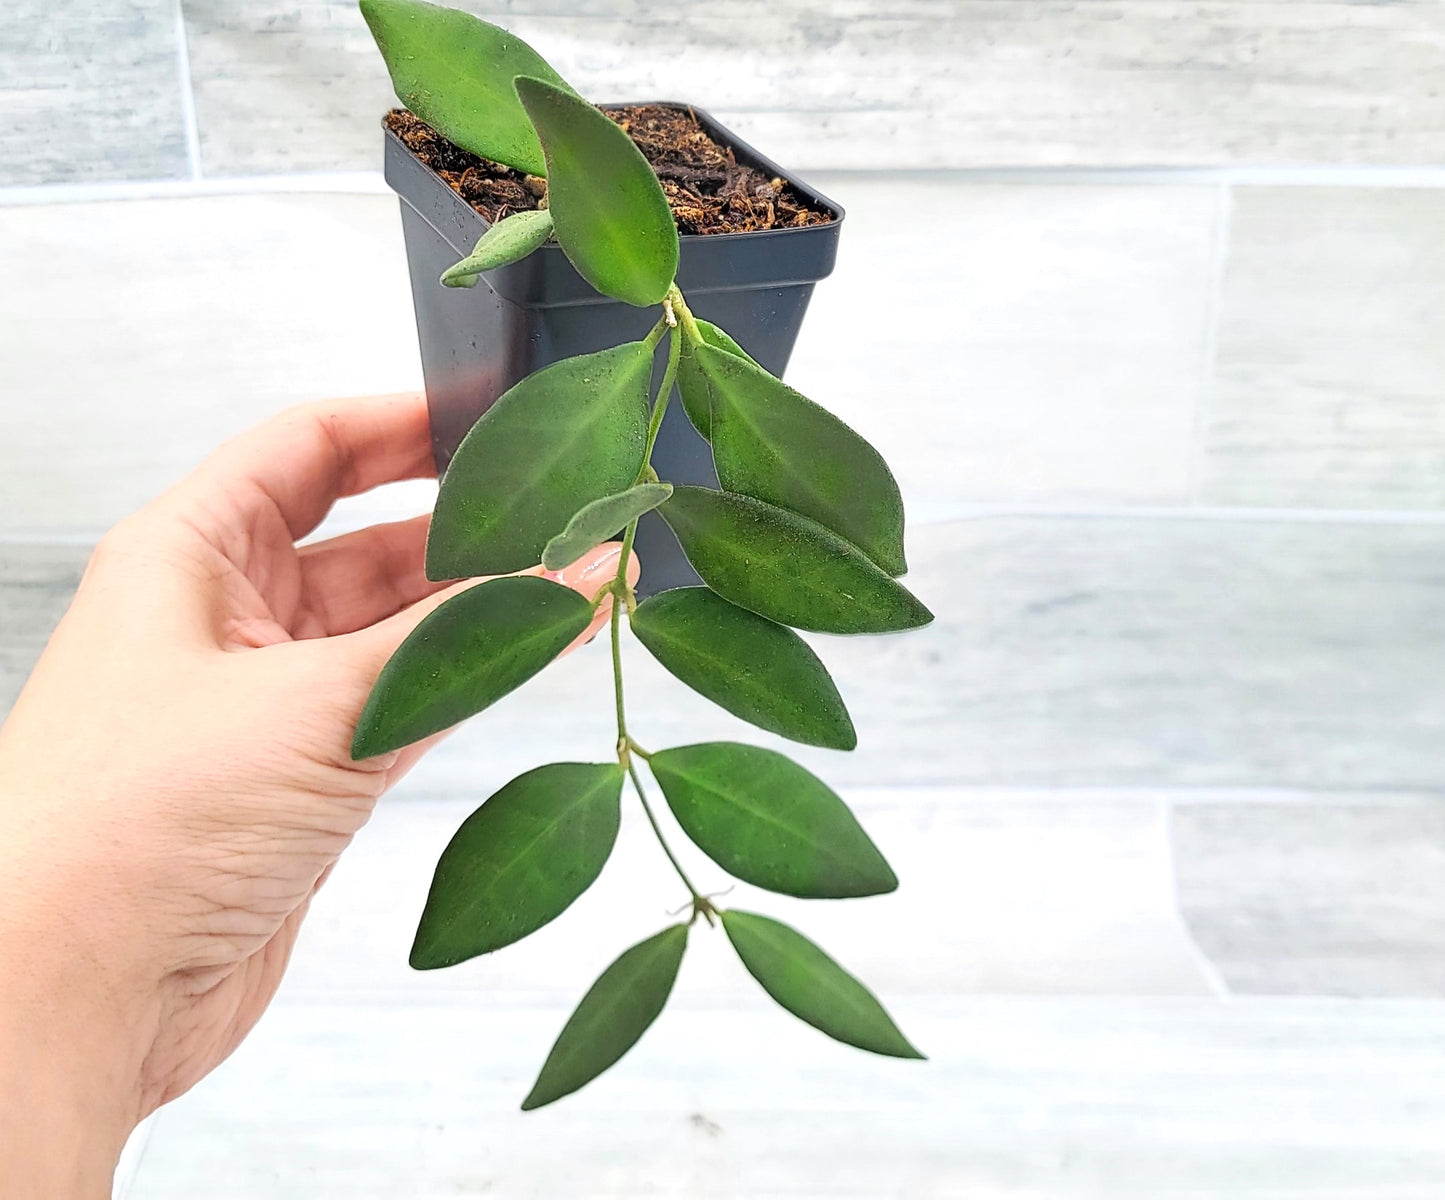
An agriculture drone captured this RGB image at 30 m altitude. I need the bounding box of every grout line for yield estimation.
[4,163,1445,210]
[1157,799,1234,1001]
[905,501,1445,527]
[1185,184,1234,503]
[803,164,1445,188]
[0,173,392,208]
[12,500,1445,547]
[170,0,203,182]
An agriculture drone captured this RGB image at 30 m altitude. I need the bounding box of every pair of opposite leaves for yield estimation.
[350,326,930,761]
[361,0,677,306]
[410,758,922,1110]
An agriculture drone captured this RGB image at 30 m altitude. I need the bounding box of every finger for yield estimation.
[169,392,435,541]
[294,513,439,637]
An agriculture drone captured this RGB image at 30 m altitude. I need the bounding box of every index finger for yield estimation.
[175,391,437,540]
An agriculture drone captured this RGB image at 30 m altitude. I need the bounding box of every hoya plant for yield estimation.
[355,0,934,1110]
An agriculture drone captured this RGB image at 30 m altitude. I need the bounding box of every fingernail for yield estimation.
[569,544,623,588]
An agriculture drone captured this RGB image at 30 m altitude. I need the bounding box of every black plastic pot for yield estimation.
[384,103,844,595]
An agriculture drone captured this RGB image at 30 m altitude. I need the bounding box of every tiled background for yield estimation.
[3,2,1445,1196]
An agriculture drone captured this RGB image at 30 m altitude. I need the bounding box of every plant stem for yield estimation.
[627,761,706,905]
[603,307,714,917]
[609,593,628,745]
[669,284,704,346]
[642,321,682,465]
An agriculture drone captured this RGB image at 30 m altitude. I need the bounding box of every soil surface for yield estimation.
[385,105,833,235]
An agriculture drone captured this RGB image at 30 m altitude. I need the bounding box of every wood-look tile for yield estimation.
[0,543,87,718]
[1199,188,1445,510]
[0,181,1219,534]
[9,513,1445,795]
[283,789,1210,1000]
[127,996,1445,1197]
[0,194,424,539]
[788,177,1217,508]
[0,0,189,185]
[1172,798,1445,997]
[178,1,1445,175]
[404,514,1445,791]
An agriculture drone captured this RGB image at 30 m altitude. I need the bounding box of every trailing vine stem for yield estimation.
[607,290,704,915]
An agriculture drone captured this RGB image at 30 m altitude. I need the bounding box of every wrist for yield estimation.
[0,869,151,1196]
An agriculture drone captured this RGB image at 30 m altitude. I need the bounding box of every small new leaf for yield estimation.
[361,0,569,175]
[721,911,923,1059]
[697,344,907,576]
[411,762,624,969]
[542,482,673,571]
[658,487,932,634]
[677,318,757,437]
[441,209,555,288]
[630,588,855,749]
[428,342,652,579]
[522,924,688,1110]
[351,576,592,758]
[515,76,679,306]
[650,743,894,897]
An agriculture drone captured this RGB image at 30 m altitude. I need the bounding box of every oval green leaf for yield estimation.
[427,342,652,579]
[695,344,907,576]
[542,482,673,571]
[630,588,855,749]
[361,0,570,175]
[521,924,687,1110]
[721,911,923,1059]
[411,762,623,969]
[677,318,757,437]
[441,209,555,288]
[651,743,893,898]
[658,487,933,635]
[351,576,592,759]
[515,76,679,306]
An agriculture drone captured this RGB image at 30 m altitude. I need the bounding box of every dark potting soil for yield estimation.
[384,106,833,235]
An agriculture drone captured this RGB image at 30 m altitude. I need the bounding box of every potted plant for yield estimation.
[354,0,934,1111]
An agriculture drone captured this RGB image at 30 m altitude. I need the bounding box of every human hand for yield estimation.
[0,392,635,1196]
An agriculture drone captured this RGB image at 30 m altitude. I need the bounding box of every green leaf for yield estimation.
[651,743,894,898]
[427,342,652,579]
[514,76,679,306]
[521,924,687,1110]
[658,487,933,635]
[693,344,907,577]
[411,762,623,969]
[721,911,923,1059]
[677,319,757,437]
[361,0,570,175]
[630,588,855,749]
[352,576,592,759]
[542,482,673,571]
[441,209,555,288]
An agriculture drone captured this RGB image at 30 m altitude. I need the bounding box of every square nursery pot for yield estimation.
[384,102,844,596]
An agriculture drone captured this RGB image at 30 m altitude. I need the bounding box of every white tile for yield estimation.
[177,1,1445,174]
[1199,188,1445,509]
[400,514,1445,791]
[0,179,1218,538]
[128,996,1445,1198]
[0,194,424,538]
[786,178,1219,508]
[0,0,188,185]
[1173,797,1445,997]
[283,788,1210,1000]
